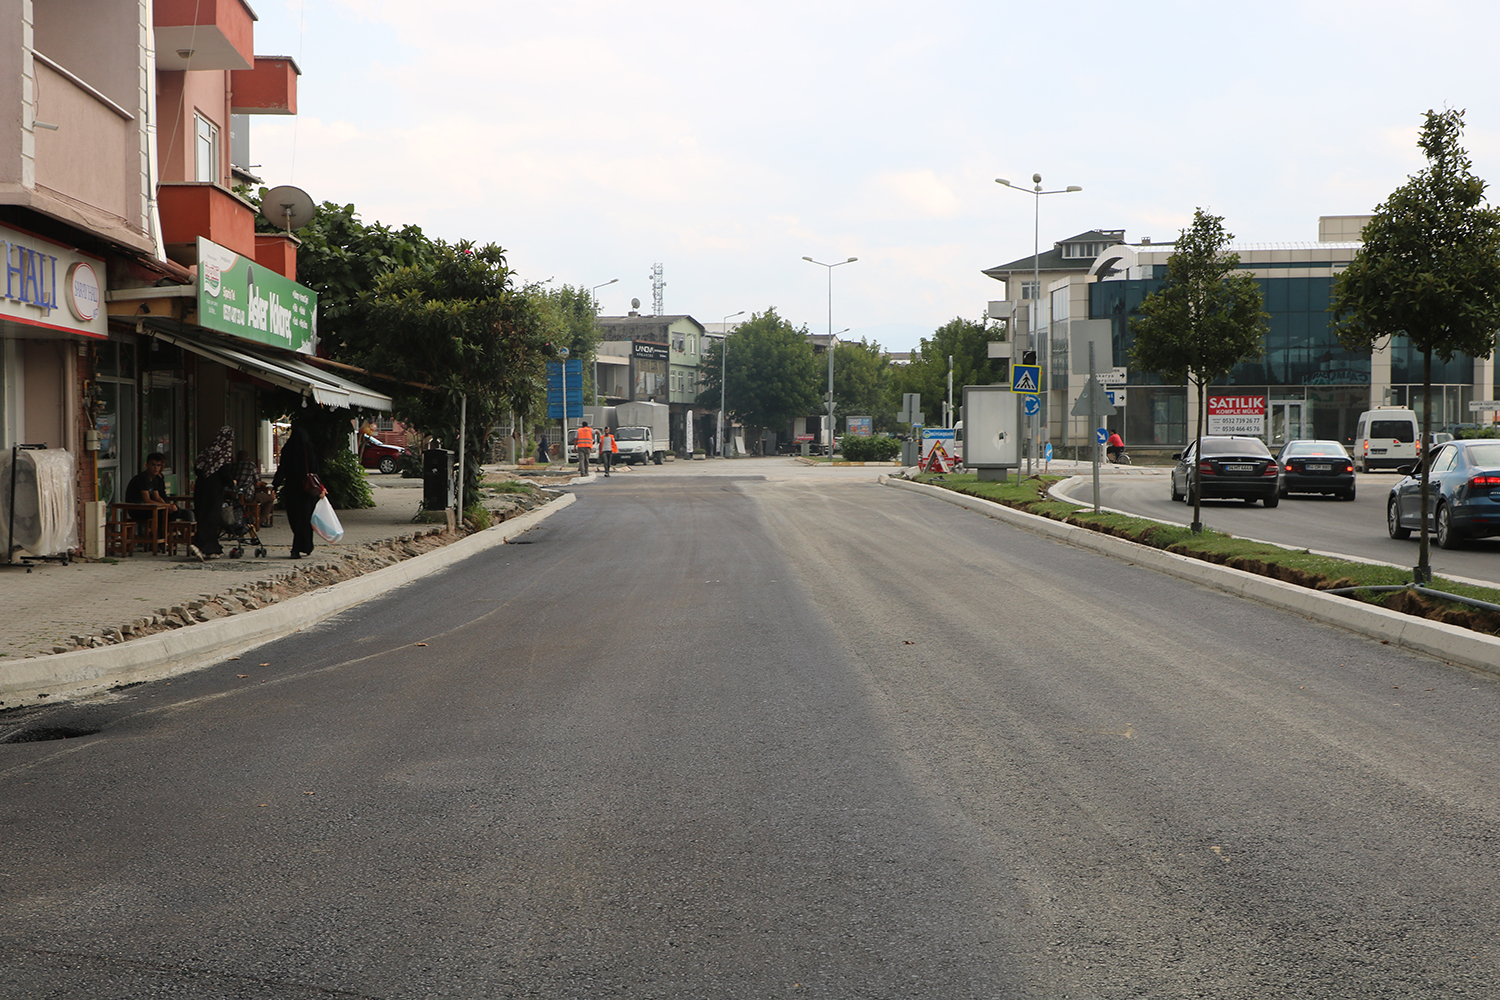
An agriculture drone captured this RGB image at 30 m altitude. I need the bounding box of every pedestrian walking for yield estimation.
[574,421,595,476]
[536,429,550,465]
[601,426,617,477]
[272,422,322,559]
[189,426,234,560]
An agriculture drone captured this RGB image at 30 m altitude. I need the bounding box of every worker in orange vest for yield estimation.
[574,421,595,476]
[600,426,617,477]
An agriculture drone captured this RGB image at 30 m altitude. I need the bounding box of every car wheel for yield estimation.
[378,457,397,474]
[1341,487,1356,502]
[1263,494,1279,508]
[1170,477,1183,502]
[1436,503,1463,549]
[1387,497,1411,539]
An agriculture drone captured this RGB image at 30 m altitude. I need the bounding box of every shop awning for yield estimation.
[152,330,393,412]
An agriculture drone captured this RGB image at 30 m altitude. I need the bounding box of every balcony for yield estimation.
[154,0,255,72]
[232,57,300,115]
[157,182,256,265]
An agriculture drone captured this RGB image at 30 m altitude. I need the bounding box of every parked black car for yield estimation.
[1386,439,1500,548]
[1171,436,1280,507]
[1276,440,1356,500]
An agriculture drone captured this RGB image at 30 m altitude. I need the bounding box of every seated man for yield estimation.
[123,453,192,546]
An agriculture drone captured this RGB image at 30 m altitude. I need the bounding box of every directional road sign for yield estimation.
[1071,377,1117,418]
[1097,427,1109,446]
[1011,364,1040,394]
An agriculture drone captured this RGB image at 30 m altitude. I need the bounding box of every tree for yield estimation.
[1130,208,1268,533]
[1332,108,1500,581]
[527,283,603,413]
[888,317,1008,426]
[697,308,821,446]
[357,241,549,501]
[832,338,892,431]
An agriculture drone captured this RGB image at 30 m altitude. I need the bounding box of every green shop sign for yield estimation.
[196,237,317,354]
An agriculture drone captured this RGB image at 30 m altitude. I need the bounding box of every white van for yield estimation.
[1352,407,1421,472]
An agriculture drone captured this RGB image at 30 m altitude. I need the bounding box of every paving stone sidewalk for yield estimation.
[0,469,570,661]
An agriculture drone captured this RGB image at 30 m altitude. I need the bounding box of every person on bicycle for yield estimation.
[1106,430,1125,464]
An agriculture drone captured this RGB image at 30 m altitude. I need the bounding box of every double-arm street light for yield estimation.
[590,278,619,406]
[995,175,1081,473]
[802,255,857,455]
[718,310,746,458]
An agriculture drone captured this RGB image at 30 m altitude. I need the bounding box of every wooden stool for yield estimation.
[167,520,196,556]
[105,518,135,557]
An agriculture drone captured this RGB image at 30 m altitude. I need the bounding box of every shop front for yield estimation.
[1,224,111,561]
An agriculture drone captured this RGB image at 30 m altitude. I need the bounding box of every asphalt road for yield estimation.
[1065,471,1500,588]
[3,461,1499,998]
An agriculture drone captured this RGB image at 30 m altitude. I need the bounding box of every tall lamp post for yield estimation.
[995,175,1081,473]
[718,310,745,458]
[589,278,619,408]
[802,255,857,455]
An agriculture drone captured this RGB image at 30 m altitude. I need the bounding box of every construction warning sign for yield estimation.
[920,428,958,472]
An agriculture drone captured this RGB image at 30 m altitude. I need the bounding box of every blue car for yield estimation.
[1386,439,1500,548]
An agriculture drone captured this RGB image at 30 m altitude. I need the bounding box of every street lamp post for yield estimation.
[718,310,745,458]
[995,175,1081,474]
[802,255,857,456]
[590,278,619,408]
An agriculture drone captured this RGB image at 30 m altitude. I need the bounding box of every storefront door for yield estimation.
[1270,401,1304,447]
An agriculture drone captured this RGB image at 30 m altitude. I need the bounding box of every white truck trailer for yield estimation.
[613,401,670,465]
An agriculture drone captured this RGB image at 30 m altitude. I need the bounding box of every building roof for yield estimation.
[596,314,705,342]
[982,230,1126,281]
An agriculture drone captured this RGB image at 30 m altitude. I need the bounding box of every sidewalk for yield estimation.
[0,468,572,662]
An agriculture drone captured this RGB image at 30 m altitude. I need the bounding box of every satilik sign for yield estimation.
[197,238,318,354]
[1207,395,1266,436]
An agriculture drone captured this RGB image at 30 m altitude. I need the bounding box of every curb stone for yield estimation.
[881,475,1500,677]
[0,494,576,706]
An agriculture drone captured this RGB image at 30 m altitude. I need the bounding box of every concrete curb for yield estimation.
[0,495,576,706]
[881,476,1500,677]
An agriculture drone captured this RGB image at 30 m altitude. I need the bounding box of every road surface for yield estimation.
[3,460,1497,998]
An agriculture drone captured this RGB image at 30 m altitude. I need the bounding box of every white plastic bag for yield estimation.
[311,494,344,542]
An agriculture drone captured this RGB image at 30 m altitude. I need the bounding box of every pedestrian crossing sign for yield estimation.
[1011,364,1040,395]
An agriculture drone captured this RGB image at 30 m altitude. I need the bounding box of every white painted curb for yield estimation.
[882,476,1500,676]
[0,495,576,705]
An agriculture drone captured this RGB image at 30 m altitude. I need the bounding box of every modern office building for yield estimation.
[983,216,1498,456]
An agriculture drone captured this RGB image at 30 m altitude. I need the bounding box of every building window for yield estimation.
[1021,281,1040,300]
[195,114,219,183]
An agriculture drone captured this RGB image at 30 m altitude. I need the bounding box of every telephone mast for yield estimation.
[651,263,665,316]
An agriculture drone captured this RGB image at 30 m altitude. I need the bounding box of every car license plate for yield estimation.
[1225,464,1254,473]
[1307,463,1331,471]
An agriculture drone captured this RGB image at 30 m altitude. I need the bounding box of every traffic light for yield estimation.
[1022,349,1037,366]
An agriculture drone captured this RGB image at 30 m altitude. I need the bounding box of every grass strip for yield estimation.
[913,471,1500,638]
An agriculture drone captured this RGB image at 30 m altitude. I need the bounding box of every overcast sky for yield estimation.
[248,1,1500,353]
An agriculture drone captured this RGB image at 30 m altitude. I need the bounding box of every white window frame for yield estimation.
[195,114,219,183]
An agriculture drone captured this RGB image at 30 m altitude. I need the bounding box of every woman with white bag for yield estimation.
[272,422,324,559]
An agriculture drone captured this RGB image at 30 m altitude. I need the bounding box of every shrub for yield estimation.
[839,435,901,462]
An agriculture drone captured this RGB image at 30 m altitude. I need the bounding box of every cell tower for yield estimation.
[651,263,665,316]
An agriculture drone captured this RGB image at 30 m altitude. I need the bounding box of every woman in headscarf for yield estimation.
[189,426,234,560]
[271,422,321,559]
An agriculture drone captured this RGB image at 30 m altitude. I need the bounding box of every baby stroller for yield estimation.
[218,487,268,559]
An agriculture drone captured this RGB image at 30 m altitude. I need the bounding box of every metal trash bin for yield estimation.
[422,448,453,510]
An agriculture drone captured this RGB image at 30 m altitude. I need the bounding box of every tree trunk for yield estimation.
[1416,350,1434,583]
[1191,376,1205,534]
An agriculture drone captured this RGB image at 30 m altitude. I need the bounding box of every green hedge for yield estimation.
[839,435,901,462]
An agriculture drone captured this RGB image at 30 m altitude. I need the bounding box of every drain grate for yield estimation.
[1,726,101,744]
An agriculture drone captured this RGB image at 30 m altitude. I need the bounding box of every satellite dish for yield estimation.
[631,297,641,309]
[261,185,315,232]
